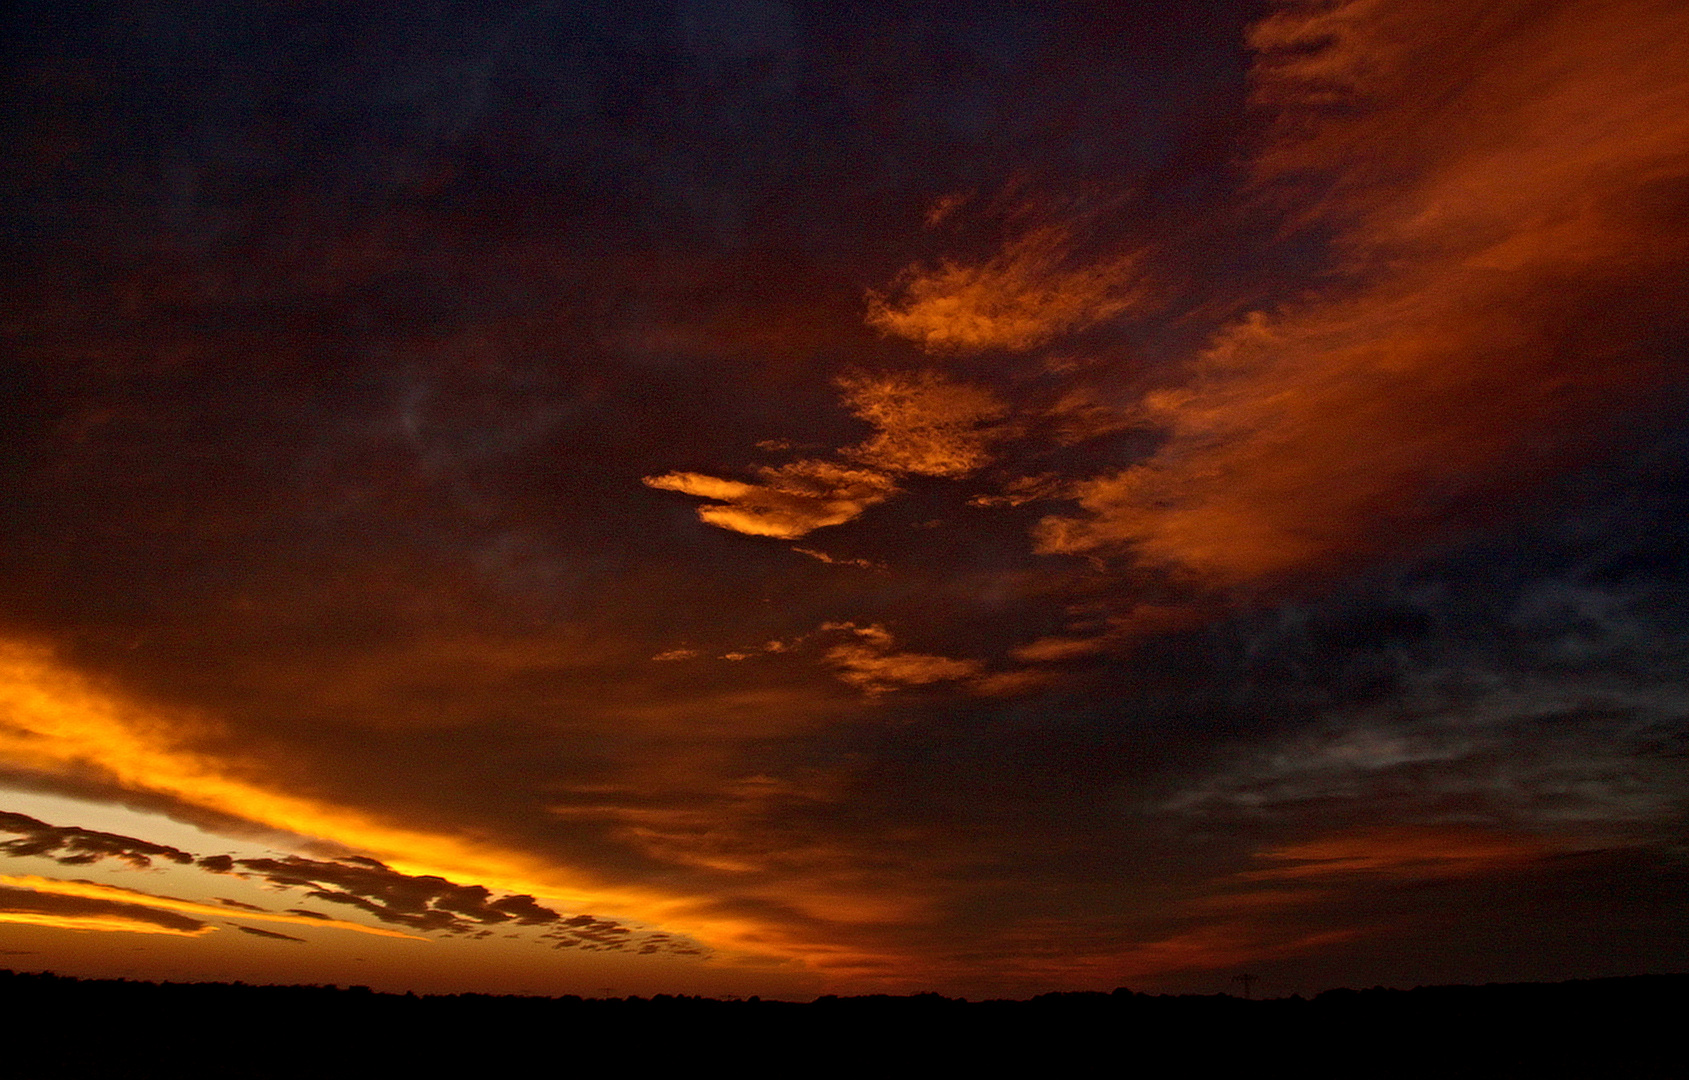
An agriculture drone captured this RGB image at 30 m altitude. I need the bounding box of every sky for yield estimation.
[2,0,1688,1000]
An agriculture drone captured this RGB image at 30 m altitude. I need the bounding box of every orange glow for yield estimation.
[1037,0,1689,585]
[0,910,213,937]
[0,638,919,973]
[0,639,802,957]
[0,875,427,941]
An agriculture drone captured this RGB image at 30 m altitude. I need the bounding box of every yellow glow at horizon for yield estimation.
[0,910,213,936]
[0,638,829,965]
[0,874,426,941]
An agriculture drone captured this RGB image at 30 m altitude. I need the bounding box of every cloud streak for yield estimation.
[866,226,1146,353]
[0,884,212,937]
[644,461,898,539]
[1036,0,1689,586]
[0,811,194,869]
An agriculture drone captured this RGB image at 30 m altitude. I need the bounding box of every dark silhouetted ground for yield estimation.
[2,969,1683,1077]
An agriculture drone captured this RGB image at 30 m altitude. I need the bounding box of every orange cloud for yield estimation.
[644,460,898,539]
[645,371,1005,539]
[820,623,982,695]
[837,370,1007,478]
[1037,0,1689,585]
[866,225,1145,353]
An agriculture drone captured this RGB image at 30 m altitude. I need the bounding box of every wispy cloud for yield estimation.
[866,226,1146,353]
[837,370,1007,478]
[0,810,194,869]
[824,636,983,697]
[1036,0,1689,585]
[0,884,213,937]
[0,874,423,941]
[645,369,1006,539]
[644,461,898,539]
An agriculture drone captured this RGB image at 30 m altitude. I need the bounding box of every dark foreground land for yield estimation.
[3,969,1683,1078]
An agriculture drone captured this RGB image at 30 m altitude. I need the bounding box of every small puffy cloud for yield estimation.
[644,460,897,539]
[866,226,1145,353]
[837,370,1007,478]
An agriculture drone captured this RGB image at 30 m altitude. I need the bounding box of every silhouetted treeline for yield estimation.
[3,969,1682,1077]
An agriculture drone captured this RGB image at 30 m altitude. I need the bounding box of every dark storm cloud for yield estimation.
[0,811,194,869]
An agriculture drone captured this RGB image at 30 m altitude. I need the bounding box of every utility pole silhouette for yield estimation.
[1233,973,1257,1000]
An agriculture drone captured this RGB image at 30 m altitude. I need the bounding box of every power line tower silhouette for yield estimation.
[1233,973,1257,1000]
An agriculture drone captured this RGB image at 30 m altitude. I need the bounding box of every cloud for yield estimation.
[540,912,639,951]
[215,897,269,912]
[644,369,1008,542]
[791,548,886,572]
[0,873,423,941]
[866,226,1146,353]
[203,850,702,954]
[0,884,211,936]
[235,924,306,942]
[820,623,983,696]
[644,461,898,539]
[837,370,1007,478]
[1036,0,1689,585]
[211,853,563,934]
[0,810,195,869]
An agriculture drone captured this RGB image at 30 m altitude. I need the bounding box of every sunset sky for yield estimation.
[4,0,1688,1000]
